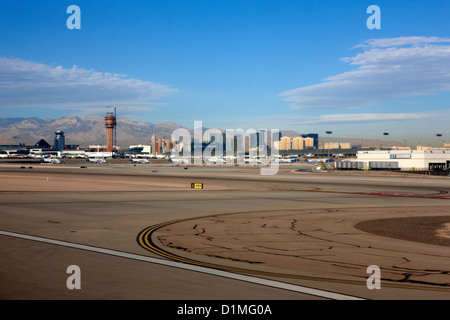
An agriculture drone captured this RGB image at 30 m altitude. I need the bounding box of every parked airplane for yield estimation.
[130,157,149,163]
[244,157,261,165]
[168,156,190,164]
[288,156,304,162]
[41,156,60,164]
[86,156,106,163]
[276,157,298,163]
[204,156,224,164]
[269,156,302,163]
[303,155,336,163]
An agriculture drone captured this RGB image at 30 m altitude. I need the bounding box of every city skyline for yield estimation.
[0,1,449,146]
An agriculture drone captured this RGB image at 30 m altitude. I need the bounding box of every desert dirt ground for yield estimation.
[0,162,449,300]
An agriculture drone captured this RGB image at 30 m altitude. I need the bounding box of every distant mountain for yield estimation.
[0,118,29,126]
[0,115,186,147]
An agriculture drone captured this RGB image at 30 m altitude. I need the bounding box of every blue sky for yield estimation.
[0,0,449,145]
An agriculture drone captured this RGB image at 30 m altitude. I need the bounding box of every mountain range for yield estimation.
[0,115,403,148]
[0,115,183,147]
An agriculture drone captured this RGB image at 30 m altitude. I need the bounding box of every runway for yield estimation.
[0,162,449,300]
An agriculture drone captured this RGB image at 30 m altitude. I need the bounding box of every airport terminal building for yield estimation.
[351,150,450,171]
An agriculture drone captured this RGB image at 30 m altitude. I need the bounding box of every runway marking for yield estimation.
[354,191,450,199]
[306,187,449,199]
[138,220,450,293]
[0,229,362,300]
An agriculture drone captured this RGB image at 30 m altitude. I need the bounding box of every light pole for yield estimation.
[326,131,332,158]
[383,132,389,149]
[437,133,443,149]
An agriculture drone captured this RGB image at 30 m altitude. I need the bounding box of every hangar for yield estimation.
[354,150,450,172]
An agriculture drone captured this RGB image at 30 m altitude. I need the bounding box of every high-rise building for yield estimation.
[280,137,292,150]
[304,137,314,149]
[155,139,162,155]
[292,137,304,150]
[164,139,173,151]
[324,142,350,149]
[151,134,156,155]
[273,141,280,150]
[301,133,319,149]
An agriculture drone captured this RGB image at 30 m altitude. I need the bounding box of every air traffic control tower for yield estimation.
[53,131,65,151]
[105,113,116,152]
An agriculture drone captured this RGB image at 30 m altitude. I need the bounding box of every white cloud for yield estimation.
[286,111,435,125]
[279,36,450,110]
[0,57,177,109]
[215,110,441,131]
[354,36,450,48]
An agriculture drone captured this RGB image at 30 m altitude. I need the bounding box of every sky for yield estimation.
[0,0,449,146]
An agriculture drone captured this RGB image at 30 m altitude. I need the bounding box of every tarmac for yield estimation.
[0,161,449,300]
